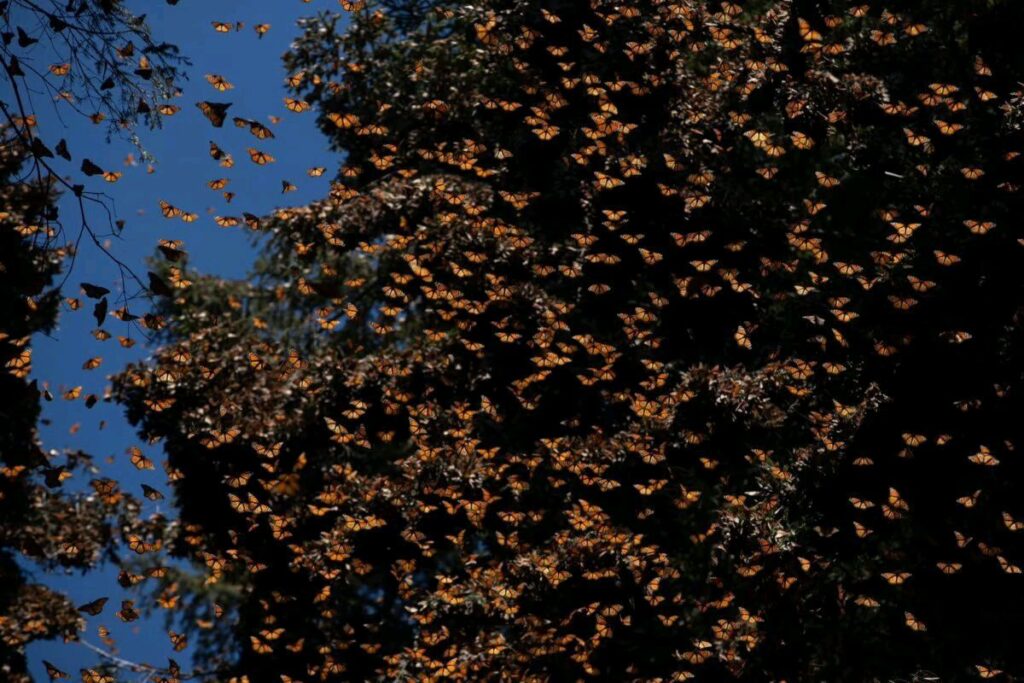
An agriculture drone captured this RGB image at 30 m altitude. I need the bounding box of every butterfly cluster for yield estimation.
[30,0,1024,681]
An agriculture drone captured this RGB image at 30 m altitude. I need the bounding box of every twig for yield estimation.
[77,638,222,681]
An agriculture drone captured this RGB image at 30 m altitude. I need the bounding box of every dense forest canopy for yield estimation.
[5,0,1024,681]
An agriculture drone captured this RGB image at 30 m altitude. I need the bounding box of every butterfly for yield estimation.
[247,148,275,165]
[881,571,911,585]
[734,325,752,349]
[205,73,234,91]
[904,611,927,631]
[211,21,242,32]
[77,596,108,615]
[197,101,232,127]
[234,116,275,139]
[142,484,164,501]
[43,661,68,680]
[976,665,1004,679]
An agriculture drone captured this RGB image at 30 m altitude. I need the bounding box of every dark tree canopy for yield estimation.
[110,0,1024,681]
[1,1,184,679]
[6,0,1024,681]
[0,131,147,683]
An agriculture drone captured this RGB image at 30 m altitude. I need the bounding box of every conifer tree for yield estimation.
[117,1,1024,680]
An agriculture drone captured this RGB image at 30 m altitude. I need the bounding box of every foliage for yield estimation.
[1,0,188,306]
[0,130,150,682]
[1,0,187,669]
[20,0,1024,681]
[1,0,185,142]
[113,0,1024,680]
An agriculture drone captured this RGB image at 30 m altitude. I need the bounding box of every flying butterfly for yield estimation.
[197,101,232,127]
[205,73,234,91]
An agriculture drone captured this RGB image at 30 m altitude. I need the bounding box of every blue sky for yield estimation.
[9,1,343,678]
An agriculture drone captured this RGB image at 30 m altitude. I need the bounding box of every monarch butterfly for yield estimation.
[327,111,360,129]
[1003,512,1024,531]
[956,490,981,508]
[930,83,959,95]
[43,661,69,679]
[903,128,930,146]
[904,612,927,631]
[126,446,153,470]
[968,445,999,466]
[998,556,1022,574]
[634,479,667,495]
[889,296,918,311]
[247,148,275,165]
[77,596,108,616]
[791,131,815,149]
[202,426,241,448]
[888,487,910,510]
[881,571,911,585]
[797,18,822,42]
[975,87,998,102]
[233,117,275,140]
[745,129,772,145]
[205,73,234,91]
[934,119,963,135]
[976,665,1004,679]
[853,521,874,537]
[206,143,226,163]
[250,636,273,654]
[815,171,840,187]
[961,167,984,180]
[144,396,175,412]
[141,484,164,501]
[935,561,962,575]
[117,600,140,622]
[964,219,996,235]
[854,595,880,608]
[532,124,560,140]
[594,172,624,190]
[734,325,752,349]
